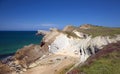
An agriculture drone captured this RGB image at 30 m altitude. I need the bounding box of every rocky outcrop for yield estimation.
[36,30,49,35]
[36,28,58,35]
[14,44,45,67]
[0,25,120,74]
[40,26,120,74]
[0,44,48,74]
[67,41,120,74]
[0,61,13,74]
[48,30,120,63]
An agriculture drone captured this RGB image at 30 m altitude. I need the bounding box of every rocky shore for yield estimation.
[0,43,50,74]
[0,24,120,74]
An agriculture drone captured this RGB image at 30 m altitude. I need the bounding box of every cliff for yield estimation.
[68,41,120,74]
[0,44,48,74]
[0,24,120,74]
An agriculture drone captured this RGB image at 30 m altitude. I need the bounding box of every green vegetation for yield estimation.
[77,51,120,74]
[63,31,80,38]
[77,25,120,37]
[57,30,80,38]
[62,24,120,38]
[63,25,77,32]
[70,42,120,74]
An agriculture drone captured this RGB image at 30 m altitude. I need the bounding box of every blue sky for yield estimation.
[0,0,120,31]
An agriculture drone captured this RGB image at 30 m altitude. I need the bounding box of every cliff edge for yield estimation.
[0,24,120,74]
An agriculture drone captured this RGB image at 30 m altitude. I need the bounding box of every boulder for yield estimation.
[36,30,49,35]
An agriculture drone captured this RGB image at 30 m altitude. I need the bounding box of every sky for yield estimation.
[0,0,120,31]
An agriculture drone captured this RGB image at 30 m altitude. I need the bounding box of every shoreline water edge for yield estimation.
[0,31,43,60]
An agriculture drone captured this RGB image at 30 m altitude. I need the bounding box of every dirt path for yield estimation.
[22,55,79,74]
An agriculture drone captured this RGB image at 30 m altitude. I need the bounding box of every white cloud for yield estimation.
[41,24,54,27]
[34,24,59,30]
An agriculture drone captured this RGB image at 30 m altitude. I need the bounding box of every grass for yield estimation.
[77,26,120,37]
[57,30,80,38]
[63,31,80,38]
[61,25,120,38]
[68,42,120,74]
[79,52,120,74]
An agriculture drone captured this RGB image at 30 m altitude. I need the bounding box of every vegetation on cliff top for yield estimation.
[68,41,120,74]
[63,24,120,38]
[78,24,120,37]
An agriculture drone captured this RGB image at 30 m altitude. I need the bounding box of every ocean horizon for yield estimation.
[0,31,43,59]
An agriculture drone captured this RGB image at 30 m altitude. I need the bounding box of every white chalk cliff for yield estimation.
[1,25,120,74]
[39,25,120,63]
[47,30,120,63]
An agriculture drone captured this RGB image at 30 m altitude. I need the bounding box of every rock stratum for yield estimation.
[0,24,120,74]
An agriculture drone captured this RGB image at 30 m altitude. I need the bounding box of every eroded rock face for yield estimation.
[48,30,120,63]
[36,26,120,64]
[0,44,48,74]
[49,33,81,57]
[14,44,43,67]
[0,61,12,74]
[1,25,120,74]
[36,30,50,35]
[67,41,120,74]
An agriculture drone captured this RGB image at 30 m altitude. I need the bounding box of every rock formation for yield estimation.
[36,30,49,35]
[0,24,120,74]
[0,44,48,74]
[67,41,120,74]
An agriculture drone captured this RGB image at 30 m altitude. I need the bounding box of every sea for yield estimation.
[0,31,43,60]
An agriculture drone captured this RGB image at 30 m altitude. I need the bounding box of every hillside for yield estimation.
[0,24,120,74]
[63,24,120,37]
[68,41,120,74]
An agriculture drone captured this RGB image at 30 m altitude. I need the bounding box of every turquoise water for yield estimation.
[0,31,43,59]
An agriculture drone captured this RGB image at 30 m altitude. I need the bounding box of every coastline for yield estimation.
[0,25,120,74]
[0,31,43,60]
[0,53,15,60]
